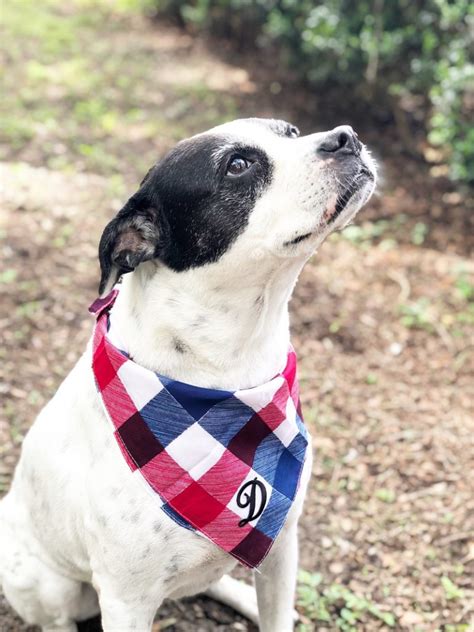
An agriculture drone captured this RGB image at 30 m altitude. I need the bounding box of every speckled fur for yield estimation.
[0,118,376,632]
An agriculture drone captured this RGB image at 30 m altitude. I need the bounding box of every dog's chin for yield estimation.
[281,158,377,257]
[283,175,375,252]
[324,170,375,228]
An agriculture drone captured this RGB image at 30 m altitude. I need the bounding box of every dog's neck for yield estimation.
[108,257,306,390]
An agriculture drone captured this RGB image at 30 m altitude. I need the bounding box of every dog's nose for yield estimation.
[317,125,361,157]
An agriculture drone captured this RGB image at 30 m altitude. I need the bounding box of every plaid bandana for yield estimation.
[89,290,308,568]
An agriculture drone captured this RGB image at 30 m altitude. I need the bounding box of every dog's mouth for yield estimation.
[285,232,313,246]
[284,165,375,248]
[325,166,374,225]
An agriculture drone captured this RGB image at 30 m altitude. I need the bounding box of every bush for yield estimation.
[427,3,474,185]
[155,0,474,186]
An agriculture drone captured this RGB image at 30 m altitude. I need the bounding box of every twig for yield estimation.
[387,269,411,303]
[435,531,473,547]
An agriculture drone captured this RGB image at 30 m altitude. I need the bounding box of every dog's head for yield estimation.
[98,118,376,295]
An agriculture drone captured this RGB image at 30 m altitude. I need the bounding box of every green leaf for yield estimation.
[0,269,17,284]
[441,576,465,600]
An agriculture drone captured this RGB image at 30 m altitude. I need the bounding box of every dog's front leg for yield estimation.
[254,524,298,632]
[95,579,160,632]
[99,595,157,632]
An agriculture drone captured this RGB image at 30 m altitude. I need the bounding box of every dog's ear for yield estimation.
[98,193,162,297]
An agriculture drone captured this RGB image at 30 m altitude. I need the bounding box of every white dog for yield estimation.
[0,118,376,632]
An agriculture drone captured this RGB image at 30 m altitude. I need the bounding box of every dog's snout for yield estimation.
[317,125,361,157]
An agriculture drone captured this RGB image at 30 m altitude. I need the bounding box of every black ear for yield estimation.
[98,194,162,297]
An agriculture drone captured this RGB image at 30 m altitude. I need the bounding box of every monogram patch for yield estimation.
[237,477,268,527]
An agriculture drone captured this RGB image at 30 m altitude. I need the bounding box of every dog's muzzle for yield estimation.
[316,125,375,224]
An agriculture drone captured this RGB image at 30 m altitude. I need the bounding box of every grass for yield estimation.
[0,0,240,178]
[454,273,474,302]
[333,215,408,250]
[0,269,18,284]
[375,488,396,504]
[397,269,474,337]
[441,577,465,602]
[399,298,435,332]
[297,570,396,631]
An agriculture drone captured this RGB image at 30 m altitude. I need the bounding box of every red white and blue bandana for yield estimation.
[89,291,308,568]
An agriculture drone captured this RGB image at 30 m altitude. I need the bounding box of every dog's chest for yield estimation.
[16,353,235,594]
[84,431,237,597]
[76,367,237,592]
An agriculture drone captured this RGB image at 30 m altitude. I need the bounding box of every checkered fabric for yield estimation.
[89,290,308,568]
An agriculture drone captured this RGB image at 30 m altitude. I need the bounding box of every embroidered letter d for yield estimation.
[237,477,267,527]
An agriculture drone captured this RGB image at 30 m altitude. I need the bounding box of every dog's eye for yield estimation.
[226,155,251,176]
[287,125,300,139]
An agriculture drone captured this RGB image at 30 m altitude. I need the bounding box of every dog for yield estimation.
[0,117,376,632]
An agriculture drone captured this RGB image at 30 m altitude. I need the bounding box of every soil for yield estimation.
[1,3,473,631]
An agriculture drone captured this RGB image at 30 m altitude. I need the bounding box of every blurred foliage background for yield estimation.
[156,0,474,186]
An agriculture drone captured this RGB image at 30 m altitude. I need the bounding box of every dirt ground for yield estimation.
[1,2,473,631]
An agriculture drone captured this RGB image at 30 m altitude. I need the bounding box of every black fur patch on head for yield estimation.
[145,134,273,270]
[98,126,274,293]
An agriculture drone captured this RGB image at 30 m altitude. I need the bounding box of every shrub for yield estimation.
[155,0,473,186]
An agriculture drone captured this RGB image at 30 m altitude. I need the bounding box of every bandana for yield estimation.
[89,290,308,568]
